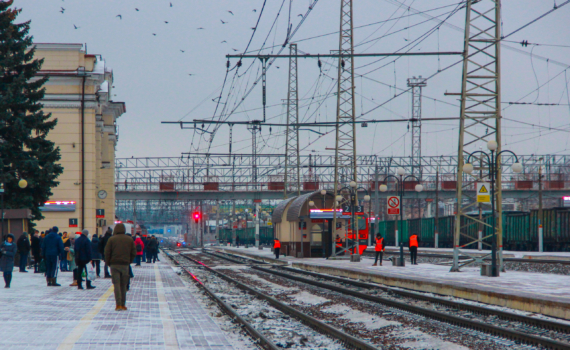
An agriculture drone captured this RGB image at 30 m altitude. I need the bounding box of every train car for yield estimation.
[346,215,369,255]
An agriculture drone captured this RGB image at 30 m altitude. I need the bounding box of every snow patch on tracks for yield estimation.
[322,304,400,330]
[394,330,470,350]
[289,291,330,305]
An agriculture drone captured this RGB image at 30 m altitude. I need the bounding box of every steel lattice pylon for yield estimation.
[451,0,503,272]
[284,43,300,198]
[333,0,357,190]
[408,77,427,178]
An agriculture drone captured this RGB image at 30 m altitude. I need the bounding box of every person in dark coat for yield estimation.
[91,233,102,277]
[75,229,95,290]
[41,227,64,286]
[145,236,158,264]
[99,227,113,278]
[105,224,137,311]
[16,232,31,272]
[0,234,17,288]
[61,232,71,272]
[31,231,42,273]
[141,235,148,262]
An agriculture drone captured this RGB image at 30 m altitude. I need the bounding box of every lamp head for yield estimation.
[18,179,27,189]
[487,140,498,151]
[363,195,371,201]
[320,189,327,196]
[415,184,423,192]
[396,167,405,176]
[463,163,474,174]
[349,181,357,188]
[379,184,388,192]
[308,200,315,207]
[512,162,523,173]
[335,195,342,201]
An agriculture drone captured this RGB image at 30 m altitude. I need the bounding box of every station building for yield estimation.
[33,43,125,236]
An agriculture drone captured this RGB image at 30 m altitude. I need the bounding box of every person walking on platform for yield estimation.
[236,235,240,247]
[0,234,17,288]
[42,227,64,286]
[17,232,31,273]
[409,233,419,265]
[155,238,160,261]
[31,231,42,273]
[91,233,102,277]
[66,233,77,286]
[100,227,112,278]
[335,234,344,255]
[75,230,95,290]
[60,232,70,272]
[372,234,385,266]
[146,236,157,264]
[273,238,281,259]
[141,235,148,262]
[104,223,136,311]
[134,234,144,266]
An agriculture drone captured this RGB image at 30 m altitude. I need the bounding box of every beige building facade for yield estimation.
[33,43,125,236]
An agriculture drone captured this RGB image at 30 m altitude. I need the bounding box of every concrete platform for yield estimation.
[0,253,232,350]
[216,246,570,320]
[363,246,570,260]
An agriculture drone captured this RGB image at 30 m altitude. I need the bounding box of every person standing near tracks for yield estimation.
[104,223,136,311]
[372,234,385,266]
[31,231,42,274]
[42,227,64,286]
[409,233,419,265]
[75,230,95,290]
[273,238,281,259]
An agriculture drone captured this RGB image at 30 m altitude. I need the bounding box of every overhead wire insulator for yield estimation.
[226,60,230,68]
[341,59,345,68]
[237,60,242,68]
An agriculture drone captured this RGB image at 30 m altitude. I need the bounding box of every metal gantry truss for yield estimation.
[407,76,427,178]
[284,43,300,198]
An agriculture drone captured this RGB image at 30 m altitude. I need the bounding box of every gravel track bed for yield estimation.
[177,255,344,349]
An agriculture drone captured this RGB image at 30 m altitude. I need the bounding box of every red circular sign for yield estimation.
[388,197,400,208]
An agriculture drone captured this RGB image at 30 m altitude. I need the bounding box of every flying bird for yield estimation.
[73,24,79,29]
[116,14,122,19]
[60,9,65,14]
[188,74,195,76]
[298,14,303,17]
[170,2,173,7]
[135,8,139,11]
[165,21,169,24]
[404,38,408,41]
[221,40,227,43]
[197,27,205,30]
[180,50,185,53]
[276,66,280,69]
[221,20,227,24]
[152,33,157,36]
[251,27,256,30]
[232,48,239,52]
[228,10,234,15]
[252,9,257,12]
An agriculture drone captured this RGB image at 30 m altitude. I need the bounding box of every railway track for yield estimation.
[206,248,570,350]
[164,249,376,350]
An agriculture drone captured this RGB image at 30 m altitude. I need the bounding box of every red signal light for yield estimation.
[193,211,201,223]
[176,242,181,247]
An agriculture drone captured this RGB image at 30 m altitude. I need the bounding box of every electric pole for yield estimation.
[284,43,300,198]
[408,76,427,220]
[450,0,503,272]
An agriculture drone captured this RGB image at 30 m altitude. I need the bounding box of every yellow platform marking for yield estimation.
[57,285,114,350]
[155,264,180,350]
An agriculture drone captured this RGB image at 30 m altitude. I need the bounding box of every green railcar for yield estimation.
[217,227,274,246]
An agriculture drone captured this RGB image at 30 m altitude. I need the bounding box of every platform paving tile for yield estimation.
[0,253,232,349]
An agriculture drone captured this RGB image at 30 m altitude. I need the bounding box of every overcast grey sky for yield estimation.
[17,0,570,160]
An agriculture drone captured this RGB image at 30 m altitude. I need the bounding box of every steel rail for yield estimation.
[162,250,278,350]
[178,253,377,350]
[248,265,570,349]
[205,250,570,339]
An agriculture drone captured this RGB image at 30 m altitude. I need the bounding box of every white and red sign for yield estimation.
[387,196,400,215]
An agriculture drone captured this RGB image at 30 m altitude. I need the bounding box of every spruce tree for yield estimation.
[0,1,63,221]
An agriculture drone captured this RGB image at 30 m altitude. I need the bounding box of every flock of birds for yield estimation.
[59,2,308,77]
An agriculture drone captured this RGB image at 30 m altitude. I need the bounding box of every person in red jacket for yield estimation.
[372,234,385,266]
[409,234,419,265]
[274,238,281,259]
[134,234,144,266]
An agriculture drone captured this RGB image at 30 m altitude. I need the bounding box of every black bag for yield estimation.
[136,242,142,253]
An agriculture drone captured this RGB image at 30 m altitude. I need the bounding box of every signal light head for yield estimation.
[193,211,201,223]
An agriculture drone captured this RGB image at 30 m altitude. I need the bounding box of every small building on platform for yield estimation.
[272,190,357,258]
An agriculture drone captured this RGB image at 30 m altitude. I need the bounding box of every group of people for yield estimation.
[133,234,160,266]
[0,223,147,312]
[372,233,419,266]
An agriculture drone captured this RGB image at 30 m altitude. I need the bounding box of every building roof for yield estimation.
[271,197,296,224]
[286,191,319,222]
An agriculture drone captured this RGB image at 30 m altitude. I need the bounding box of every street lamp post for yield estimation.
[380,168,423,265]
[463,140,522,277]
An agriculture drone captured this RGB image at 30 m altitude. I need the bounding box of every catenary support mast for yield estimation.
[284,43,300,198]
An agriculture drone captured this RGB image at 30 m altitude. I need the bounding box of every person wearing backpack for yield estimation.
[134,234,144,266]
